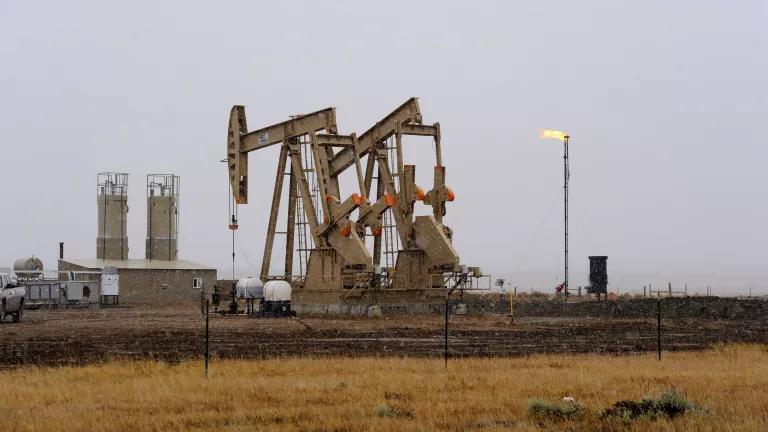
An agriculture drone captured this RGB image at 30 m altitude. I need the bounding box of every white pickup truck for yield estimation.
[0,272,25,323]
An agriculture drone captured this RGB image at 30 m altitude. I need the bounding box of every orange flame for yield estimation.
[539,129,567,141]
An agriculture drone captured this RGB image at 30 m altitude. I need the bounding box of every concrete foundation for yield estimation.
[292,288,445,305]
[291,288,446,315]
[293,302,446,315]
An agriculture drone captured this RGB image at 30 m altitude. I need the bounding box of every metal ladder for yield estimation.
[381,136,401,270]
[294,134,320,278]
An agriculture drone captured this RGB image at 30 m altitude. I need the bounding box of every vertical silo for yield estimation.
[97,172,129,260]
[146,174,179,261]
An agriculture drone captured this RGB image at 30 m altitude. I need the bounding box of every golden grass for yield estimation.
[2,345,767,432]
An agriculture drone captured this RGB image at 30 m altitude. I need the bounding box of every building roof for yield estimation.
[60,258,215,271]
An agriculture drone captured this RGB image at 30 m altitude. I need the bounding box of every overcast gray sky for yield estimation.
[1,1,766,293]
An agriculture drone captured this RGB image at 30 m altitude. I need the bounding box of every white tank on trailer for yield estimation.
[264,280,291,302]
[13,256,44,272]
[236,277,264,299]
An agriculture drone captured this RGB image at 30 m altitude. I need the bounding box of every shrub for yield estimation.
[601,388,704,420]
[373,403,414,419]
[654,389,698,417]
[526,399,585,420]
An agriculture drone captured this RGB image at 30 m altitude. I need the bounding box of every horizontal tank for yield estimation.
[264,280,291,302]
[236,277,264,299]
[13,256,44,272]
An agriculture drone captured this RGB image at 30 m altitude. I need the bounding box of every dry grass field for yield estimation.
[2,344,767,432]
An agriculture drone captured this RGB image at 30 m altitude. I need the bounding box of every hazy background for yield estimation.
[1,1,766,295]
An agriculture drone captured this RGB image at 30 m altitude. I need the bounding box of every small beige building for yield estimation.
[58,258,216,304]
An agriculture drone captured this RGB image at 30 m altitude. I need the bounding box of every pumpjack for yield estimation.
[227,98,480,304]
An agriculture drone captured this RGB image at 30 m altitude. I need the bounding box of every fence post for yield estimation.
[656,293,661,361]
[205,299,210,377]
[444,296,449,368]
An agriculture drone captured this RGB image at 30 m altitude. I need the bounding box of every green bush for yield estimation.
[601,388,704,420]
[527,399,585,420]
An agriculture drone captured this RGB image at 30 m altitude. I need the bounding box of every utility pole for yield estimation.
[563,135,570,297]
[224,158,240,315]
[540,129,570,296]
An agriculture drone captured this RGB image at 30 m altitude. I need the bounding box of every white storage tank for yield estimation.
[236,277,264,299]
[264,280,291,302]
[13,256,44,272]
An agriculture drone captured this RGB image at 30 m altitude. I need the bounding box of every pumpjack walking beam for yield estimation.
[227,106,337,205]
[313,98,444,247]
[228,106,338,280]
[327,97,423,177]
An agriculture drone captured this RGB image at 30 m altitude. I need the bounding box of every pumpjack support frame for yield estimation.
[227,98,478,302]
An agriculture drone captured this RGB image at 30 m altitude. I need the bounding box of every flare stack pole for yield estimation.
[563,135,569,297]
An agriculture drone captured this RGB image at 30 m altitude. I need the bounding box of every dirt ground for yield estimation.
[0,305,765,368]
